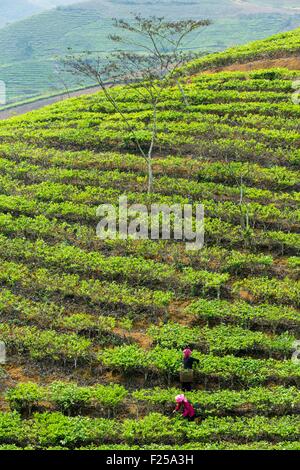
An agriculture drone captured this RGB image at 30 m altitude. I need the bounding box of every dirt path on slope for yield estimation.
[204,56,300,74]
[0,85,103,120]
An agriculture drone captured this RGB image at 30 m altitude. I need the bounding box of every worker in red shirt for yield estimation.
[173,394,195,421]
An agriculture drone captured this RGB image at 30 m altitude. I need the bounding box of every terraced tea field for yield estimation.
[0,46,299,449]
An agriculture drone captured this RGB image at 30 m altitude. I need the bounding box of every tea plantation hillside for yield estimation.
[0,41,299,449]
[186,26,300,73]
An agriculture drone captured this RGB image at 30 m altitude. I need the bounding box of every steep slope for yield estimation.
[1,0,300,104]
[0,29,298,449]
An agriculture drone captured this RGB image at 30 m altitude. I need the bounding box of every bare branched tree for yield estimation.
[227,161,254,247]
[52,64,71,99]
[63,15,211,193]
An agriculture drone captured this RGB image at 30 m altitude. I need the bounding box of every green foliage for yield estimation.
[0,411,300,447]
[100,345,149,373]
[48,382,91,415]
[0,324,92,366]
[148,323,200,349]
[6,383,44,414]
[233,277,300,307]
[122,412,184,445]
[5,382,128,418]
[133,385,300,416]
[0,412,24,445]
[91,384,128,411]
[148,322,295,357]
[32,412,117,447]
[187,298,300,331]
[182,268,229,296]
[98,345,300,386]
[0,258,173,313]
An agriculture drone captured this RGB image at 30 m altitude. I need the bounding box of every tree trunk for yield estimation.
[147,103,157,194]
[177,80,189,106]
[147,157,153,194]
[239,177,245,229]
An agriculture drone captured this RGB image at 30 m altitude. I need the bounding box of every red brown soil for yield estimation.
[238,289,256,303]
[168,300,192,325]
[129,331,153,349]
[4,365,33,385]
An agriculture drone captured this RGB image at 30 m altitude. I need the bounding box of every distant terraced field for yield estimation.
[0,30,299,450]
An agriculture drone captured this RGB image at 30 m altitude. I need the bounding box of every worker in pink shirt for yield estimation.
[173,394,196,421]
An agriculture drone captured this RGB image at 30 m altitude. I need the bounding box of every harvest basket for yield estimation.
[180,369,194,383]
